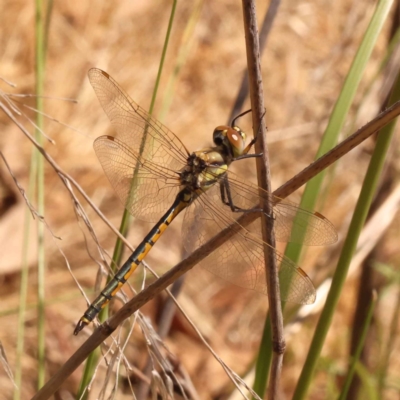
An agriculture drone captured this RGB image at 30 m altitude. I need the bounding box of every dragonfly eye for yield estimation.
[227,127,246,157]
[213,126,228,145]
[213,125,246,156]
[233,126,247,141]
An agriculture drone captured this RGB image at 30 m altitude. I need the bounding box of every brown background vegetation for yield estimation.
[0,0,399,399]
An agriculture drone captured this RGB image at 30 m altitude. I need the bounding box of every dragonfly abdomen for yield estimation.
[74,191,190,335]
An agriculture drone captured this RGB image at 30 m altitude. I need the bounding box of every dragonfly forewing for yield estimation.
[89,68,189,165]
[89,68,188,177]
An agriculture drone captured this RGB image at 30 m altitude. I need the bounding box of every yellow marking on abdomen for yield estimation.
[124,262,139,281]
[111,282,125,297]
[137,242,153,262]
[151,223,169,243]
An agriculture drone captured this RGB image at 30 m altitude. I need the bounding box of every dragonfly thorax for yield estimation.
[179,125,247,194]
[180,149,229,194]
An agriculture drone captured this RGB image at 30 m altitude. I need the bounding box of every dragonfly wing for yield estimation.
[89,68,188,179]
[182,184,316,304]
[224,171,338,246]
[89,69,189,221]
[94,135,180,221]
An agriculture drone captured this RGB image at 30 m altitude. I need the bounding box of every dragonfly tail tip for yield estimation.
[73,319,89,336]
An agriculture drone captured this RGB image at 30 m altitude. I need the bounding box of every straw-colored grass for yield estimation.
[0,0,399,399]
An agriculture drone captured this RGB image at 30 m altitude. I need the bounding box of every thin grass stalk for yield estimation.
[76,2,177,398]
[353,362,378,398]
[112,1,177,296]
[108,0,177,271]
[34,0,47,389]
[13,126,43,396]
[292,62,400,400]
[105,0,177,294]
[13,145,38,400]
[339,291,377,399]
[158,0,203,122]
[136,3,202,398]
[378,288,400,395]
[254,0,394,392]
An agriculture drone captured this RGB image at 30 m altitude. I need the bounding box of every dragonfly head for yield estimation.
[213,125,247,158]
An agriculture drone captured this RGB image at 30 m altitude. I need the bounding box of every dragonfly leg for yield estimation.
[236,108,267,157]
[219,176,274,220]
[231,108,252,127]
[233,152,263,161]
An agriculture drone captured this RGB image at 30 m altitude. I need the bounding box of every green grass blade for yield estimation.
[253,317,272,397]
[293,56,400,400]
[378,283,400,395]
[353,362,379,400]
[14,1,52,394]
[34,0,47,389]
[339,292,377,399]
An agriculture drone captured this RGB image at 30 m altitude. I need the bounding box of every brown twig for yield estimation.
[241,1,284,398]
[27,100,400,400]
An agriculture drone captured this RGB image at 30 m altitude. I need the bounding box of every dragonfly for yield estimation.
[74,68,337,335]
